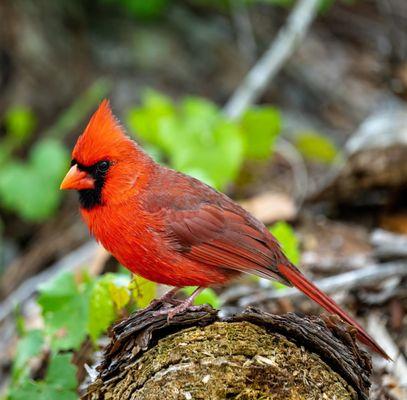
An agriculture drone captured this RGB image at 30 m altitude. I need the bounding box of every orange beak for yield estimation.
[60,165,95,190]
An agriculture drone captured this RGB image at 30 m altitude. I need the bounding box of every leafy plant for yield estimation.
[269,221,300,265]
[130,274,157,309]
[8,353,77,400]
[127,89,281,190]
[11,330,44,383]
[38,271,92,351]
[294,131,339,164]
[102,0,169,19]
[88,273,131,342]
[0,106,36,167]
[183,287,220,308]
[241,106,281,159]
[7,269,129,399]
[0,81,109,223]
[3,106,36,148]
[0,139,69,222]
[269,221,300,289]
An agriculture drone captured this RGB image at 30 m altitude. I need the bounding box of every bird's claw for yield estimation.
[152,300,198,321]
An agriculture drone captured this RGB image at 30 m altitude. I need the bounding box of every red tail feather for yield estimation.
[278,264,390,359]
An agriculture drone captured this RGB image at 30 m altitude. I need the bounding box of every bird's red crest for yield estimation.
[72,99,133,166]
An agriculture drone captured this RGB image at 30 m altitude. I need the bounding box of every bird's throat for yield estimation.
[78,187,103,210]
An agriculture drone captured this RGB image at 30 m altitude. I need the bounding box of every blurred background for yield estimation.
[0,0,406,399]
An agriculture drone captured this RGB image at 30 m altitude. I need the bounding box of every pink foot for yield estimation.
[142,287,181,312]
[152,287,204,320]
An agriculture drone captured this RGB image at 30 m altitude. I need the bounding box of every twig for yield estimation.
[367,313,407,387]
[371,229,407,259]
[0,241,99,323]
[275,137,309,206]
[238,261,407,307]
[224,0,321,119]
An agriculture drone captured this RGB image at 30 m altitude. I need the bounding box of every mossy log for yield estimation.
[82,304,372,400]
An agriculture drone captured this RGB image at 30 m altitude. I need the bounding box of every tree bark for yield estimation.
[82,304,372,400]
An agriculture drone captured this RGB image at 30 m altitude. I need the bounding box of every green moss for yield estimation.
[86,322,357,400]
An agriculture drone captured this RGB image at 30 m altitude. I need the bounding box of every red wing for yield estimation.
[164,203,291,285]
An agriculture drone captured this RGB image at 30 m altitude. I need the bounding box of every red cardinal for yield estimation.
[60,100,388,359]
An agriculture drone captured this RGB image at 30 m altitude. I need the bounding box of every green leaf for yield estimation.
[295,131,339,164]
[88,279,115,342]
[130,275,157,309]
[0,139,69,222]
[3,106,36,144]
[183,287,220,308]
[241,106,281,159]
[30,139,69,181]
[38,271,91,351]
[165,99,244,189]
[128,91,246,190]
[0,162,29,212]
[269,221,300,265]
[109,281,131,310]
[8,353,77,400]
[45,353,77,390]
[127,89,175,147]
[12,330,44,382]
[88,273,131,342]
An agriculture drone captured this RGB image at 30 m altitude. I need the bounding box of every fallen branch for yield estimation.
[224,0,321,119]
[367,313,407,393]
[371,229,407,260]
[238,261,407,307]
[82,305,372,400]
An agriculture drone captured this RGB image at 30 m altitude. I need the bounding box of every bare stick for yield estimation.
[224,0,321,119]
[367,313,407,388]
[371,229,407,259]
[238,261,407,307]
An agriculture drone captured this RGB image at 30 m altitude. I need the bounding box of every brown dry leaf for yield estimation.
[239,192,297,225]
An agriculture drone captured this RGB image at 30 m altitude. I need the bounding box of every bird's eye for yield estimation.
[97,161,109,173]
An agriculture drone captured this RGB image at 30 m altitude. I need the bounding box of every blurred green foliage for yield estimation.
[269,221,300,265]
[0,80,110,223]
[38,271,92,351]
[6,267,225,399]
[269,221,300,290]
[3,106,36,149]
[103,0,169,19]
[11,330,44,383]
[0,140,69,222]
[0,105,70,222]
[9,353,77,400]
[130,274,157,309]
[0,106,36,165]
[88,273,131,341]
[294,130,339,164]
[127,89,281,189]
[183,286,221,308]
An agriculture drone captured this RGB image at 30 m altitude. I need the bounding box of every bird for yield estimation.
[60,99,388,359]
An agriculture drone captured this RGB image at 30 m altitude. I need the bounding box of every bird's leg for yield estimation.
[157,287,183,305]
[142,287,181,312]
[153,287,205,319]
